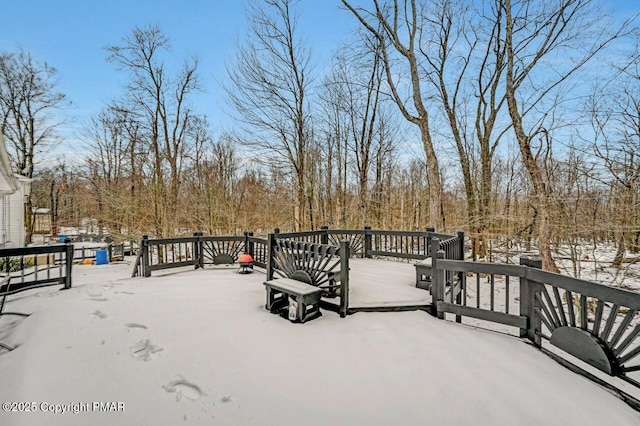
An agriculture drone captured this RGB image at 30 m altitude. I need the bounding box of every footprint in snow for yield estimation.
[130,339,163,361]
[162,376,204,401]
[90,310,107,319]
[125,323,147,330]
[34,290,58,298]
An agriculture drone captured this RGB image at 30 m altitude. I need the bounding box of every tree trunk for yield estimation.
[419,121,444,229]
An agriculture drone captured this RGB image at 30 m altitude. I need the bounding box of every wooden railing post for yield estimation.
[197,232,204,269]
[364,226,372,258]
[64,242,73,289]
[245,232,255,257]
[320,225,329,245]
[426,227,434,256]
[266,233,276,281]
[193,232,201,270]
[457,231,465,261]
[434,248,446,319]
[198,232,205,269]
[429,237,441,317]
[141,235,151,278]
[519,256,542,345]
[339,240,350,317]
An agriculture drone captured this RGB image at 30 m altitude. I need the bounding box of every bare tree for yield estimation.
[417,0,511,258]
[341,0,445,228]
[81,105,145,237]
[30,164,70,237]
[503,0,633,271]
[319,34,398,226]
[226,0,314,230]
[106,25,200,237]
[586,57,640,268]
[0,50,67,242]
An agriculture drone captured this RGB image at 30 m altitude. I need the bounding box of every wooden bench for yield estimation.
[415,257,433,291]
[264,278,322,323]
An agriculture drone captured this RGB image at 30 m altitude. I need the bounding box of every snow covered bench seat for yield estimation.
[415,257,433,291]
[264,278,322,323]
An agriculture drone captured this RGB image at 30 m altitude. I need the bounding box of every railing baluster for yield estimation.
[20,254,25,283]
[462,271,467,307]
[580,295,588,331]
[552,286,567,327]
[505,275,510,314]
[566,290,576,327]
[476,273,480,309]
[490,274,495,311]
[592,300,605,337]
[601,304,619,342]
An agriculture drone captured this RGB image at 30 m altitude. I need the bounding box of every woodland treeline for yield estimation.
[1,0,640,272]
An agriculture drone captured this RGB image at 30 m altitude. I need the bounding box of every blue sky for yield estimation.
[1,0,639,162]
[0,0,352,150]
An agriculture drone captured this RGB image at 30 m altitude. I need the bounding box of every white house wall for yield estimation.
[0,177,28,248]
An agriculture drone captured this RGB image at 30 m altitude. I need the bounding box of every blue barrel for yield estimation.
[95,249,109,265]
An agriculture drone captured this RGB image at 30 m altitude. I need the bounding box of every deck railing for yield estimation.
[131,227,462,277]
[0,244,74,350]
[0,244,73,296]
[70,243,125,264]
[247,234,269,268]
[431,252,640,402]
[275,226,463,261]
[132,232,268,277]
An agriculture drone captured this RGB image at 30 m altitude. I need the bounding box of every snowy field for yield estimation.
[1,258,640,425]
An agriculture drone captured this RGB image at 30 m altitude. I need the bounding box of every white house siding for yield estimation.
[0,134,28,248]
[0,176,28,248]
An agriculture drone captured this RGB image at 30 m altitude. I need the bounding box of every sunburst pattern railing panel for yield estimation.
[272,239,341,288]
[529,270,640,383]
[202,238,244,264]
[327,232,365,257]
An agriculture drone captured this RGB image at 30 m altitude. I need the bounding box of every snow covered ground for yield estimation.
[1,259,639,425]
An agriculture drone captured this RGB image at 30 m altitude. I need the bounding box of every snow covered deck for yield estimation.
[1,259,639,425]
[326,257,431,312]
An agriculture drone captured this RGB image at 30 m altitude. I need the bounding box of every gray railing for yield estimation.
[431,253,640,403]
[0,244,73,296]
[131,227,463,277]
[0,244,74,351]
[247,235,269,268]
[275,226,462,261]
[132,232,264,277]
[275,229,325,244]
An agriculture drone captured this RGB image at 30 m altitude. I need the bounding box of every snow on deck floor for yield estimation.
[345,258,430,308]
[0,259,639,425]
